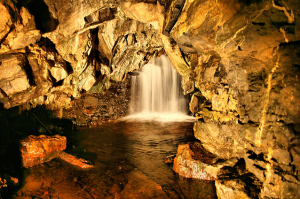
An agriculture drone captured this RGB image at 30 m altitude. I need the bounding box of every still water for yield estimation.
[17,121,216,198]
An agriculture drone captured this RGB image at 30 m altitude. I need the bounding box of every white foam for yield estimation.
[119,112,195,123]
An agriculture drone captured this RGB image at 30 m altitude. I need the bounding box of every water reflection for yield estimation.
[74,121,217,198]
[17,122,216,198]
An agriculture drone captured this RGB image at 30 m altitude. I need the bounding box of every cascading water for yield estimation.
[123,55,194,122]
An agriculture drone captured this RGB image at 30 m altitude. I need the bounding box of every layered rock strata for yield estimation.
[0,0,300,198]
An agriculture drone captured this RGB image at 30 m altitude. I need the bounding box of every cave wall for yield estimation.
[172,0,300,198]
[0,0,300,198]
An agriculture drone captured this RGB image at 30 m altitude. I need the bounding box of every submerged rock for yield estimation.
[20,135,66,168]
[58,152,94,169]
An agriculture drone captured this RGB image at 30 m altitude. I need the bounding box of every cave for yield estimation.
[0,0,300,198]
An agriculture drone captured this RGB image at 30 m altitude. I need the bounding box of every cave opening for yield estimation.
[0,55,217,198]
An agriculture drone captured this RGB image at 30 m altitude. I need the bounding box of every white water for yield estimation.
[121,55,195,122]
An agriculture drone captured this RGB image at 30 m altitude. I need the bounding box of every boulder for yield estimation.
[173,142,216,180]
[20,135,66,168]
[0,54,30,96]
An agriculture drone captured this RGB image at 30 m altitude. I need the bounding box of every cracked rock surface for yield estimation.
[0,0,300,198]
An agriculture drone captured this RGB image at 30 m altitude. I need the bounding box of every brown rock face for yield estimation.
[20,135,66,168]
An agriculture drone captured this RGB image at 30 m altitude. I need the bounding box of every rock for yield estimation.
[173,142,216,180]
[215,180,251,199]
[206,158,239,179]
[216,159,262,199]
[3,174,19,185]
[58,152,94,169]
[0,178,7,188]
[0,6,41,52]
[0,54,30,96]
[20,135,66,168]
[189,94,199,114]
[83,96,99,108]
[164,154,176,164]
[49,67,68,82]
[0,3,12,42]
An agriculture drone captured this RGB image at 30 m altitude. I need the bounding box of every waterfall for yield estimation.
[122,55,194,122]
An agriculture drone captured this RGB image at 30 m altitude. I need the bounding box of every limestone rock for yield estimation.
[49,67,68,82]
[20,135,66,168]
[216,180,251,199]
[173,142,216,180]
[0,54,30,96]
[189,94,200,114]
[0,6,41,53]
[0,4,12,42]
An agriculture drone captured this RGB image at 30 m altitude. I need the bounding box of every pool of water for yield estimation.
[14,121,217,198]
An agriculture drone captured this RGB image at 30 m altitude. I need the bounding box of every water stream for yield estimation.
[124,55,194,122]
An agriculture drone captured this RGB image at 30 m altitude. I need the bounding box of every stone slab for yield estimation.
[20,135,66,168]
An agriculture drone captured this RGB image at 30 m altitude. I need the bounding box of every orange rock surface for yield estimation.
[58,152,94,169]
[173,143,216,180]
[20,135,66,168]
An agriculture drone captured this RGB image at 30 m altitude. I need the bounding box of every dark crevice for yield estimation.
[279,40,300,47]
[179,48,190,67]
[0,24,15,47]
[252,22,265,26]
[17,0,58,33]
[247,151,265,162]
[0,88,8,98]
[248,120,256,124]
[38,37,56,49]
[254,164,266,171]
[66,61,73,75]
[163,0,186,35]
[218,159,262,199]
[52,79,64,87]
[273,0,283,7]
[23,54,36,87]
[48,71,57,85]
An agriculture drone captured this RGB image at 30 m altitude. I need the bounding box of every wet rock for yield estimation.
[173,142,216,180]
[4,174,19,185]
[20,135,66,168]
[58,152,94,169]
[164,154,176,164]
[0,178,7,188]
